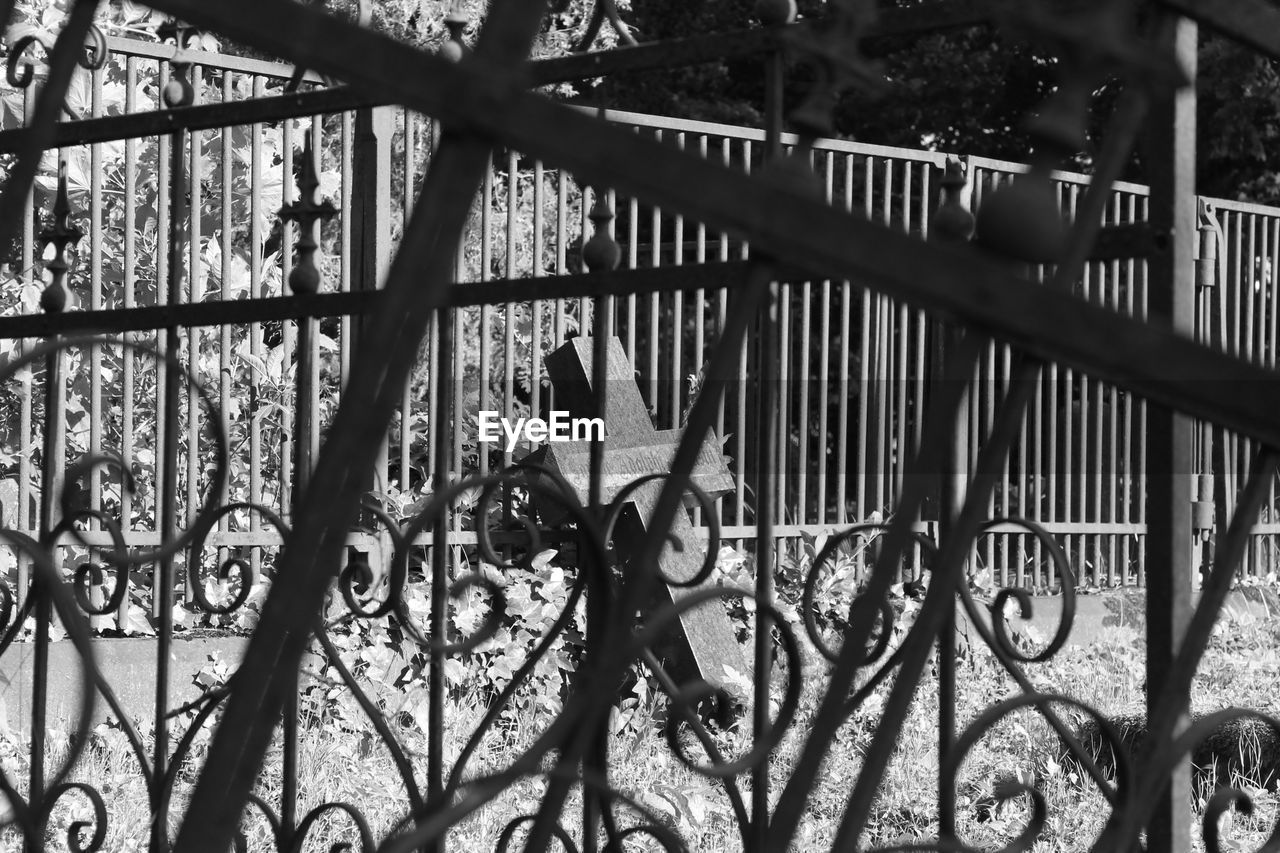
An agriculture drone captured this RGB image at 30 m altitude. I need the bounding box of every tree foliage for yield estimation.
[596,0,1280,205]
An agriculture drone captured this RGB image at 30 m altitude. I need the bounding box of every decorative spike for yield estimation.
[582,189,620,273]
[39,161,83,314]
[279,132,338,295]
[930,156,975,244]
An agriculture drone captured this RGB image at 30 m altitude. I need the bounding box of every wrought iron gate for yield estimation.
[0,0,1278,851]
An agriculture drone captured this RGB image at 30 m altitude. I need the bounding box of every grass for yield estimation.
[2,594,1279,852]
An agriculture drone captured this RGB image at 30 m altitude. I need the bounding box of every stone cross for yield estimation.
[539,336,749,706]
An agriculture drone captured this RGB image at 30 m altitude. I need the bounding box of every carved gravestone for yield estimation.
[539,336,749,705]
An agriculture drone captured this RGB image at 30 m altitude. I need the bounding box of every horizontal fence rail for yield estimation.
[0,35,1272,638]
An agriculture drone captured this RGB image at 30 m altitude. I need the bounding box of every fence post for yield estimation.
[350,106,394,506]
[929,152,974,845]
[1144,13,1197,853]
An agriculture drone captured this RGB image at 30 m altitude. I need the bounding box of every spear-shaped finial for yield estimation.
[279,132,338,295]
[39,162,83,314]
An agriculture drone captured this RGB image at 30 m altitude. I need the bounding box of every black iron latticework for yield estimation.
[0,1,1274,852]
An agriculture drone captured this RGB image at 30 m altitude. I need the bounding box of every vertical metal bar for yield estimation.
[280,119,296,510]
[864,157,883,518]
[248,75,264,576]
[933,230,971,852]
[187,69,204,605]
[715,141,731,529]
[895,303,909,503]
[649,135,661,413]
[1232,210,1243,357]
[403,117,420,486]
[1031,357,1044,588]
[1245,213,1257,362]
[1270,219,1280,568]
[816,152,833,524]
[89,70,103,535]
[874,296,889,517]
[153,114,188,853]
[32,336,67,853]
[752,46,784,852]
[1271,218,1279,368]
[838,158,853,524]
[1000,343,1013,587]
[672,133,685,435]
[153,69,172,619]
[350,106,393,502]
[1109,196,1122,584]
[626,188,638,360]
[1241,209,1257,573]
[219,71,234,609]
[555,168,567,347]
[1139,196,1150,583]
[340,111,353,388]
[694,137,708,529]
[1223,206,1238,522]
[915,163,931,505]
[736,139,751,532]
[14,57,33,608]
[531,158,545,428]
[479,160,493,475]
[778,274,791,526]
[498,145,514,540]
[1145,16,1197,853]
[118,57,137,626]
[454,248,465,526]
[977,341,990,575]
[1123,194,1138,584]
[429,304,454,853]
[1047,359,1059,549]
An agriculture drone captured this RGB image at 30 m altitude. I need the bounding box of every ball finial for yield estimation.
[755,0,796,27]
[974,173,1066,264]
[582,191,620,273]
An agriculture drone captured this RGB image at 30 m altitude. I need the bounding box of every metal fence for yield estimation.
[2,3,1278,853]
[1,32,1276,631]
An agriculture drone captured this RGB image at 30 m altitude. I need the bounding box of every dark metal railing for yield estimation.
[4,29,1280,606]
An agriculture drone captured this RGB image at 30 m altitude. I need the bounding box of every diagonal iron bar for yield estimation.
[171,3,551,850]
[119,0,1280,453]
